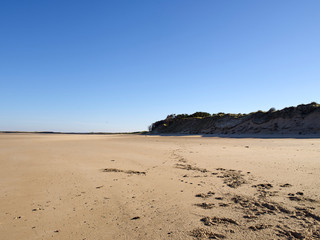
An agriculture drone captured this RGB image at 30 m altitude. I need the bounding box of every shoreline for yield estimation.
[1,131,320,139]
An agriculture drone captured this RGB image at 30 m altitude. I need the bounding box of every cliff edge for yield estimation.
[149,102,320,135]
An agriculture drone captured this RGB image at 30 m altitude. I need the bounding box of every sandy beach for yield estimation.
[0,133,319,239]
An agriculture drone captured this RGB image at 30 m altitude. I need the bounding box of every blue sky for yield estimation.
[1,0,319,132]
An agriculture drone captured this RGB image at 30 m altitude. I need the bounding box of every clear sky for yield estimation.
[1,0,319,132]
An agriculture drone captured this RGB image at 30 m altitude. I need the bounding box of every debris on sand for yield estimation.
[195,191,215,199]
[231,195,292,215]
[201,216,238,226]
[276,225,306,239]
[288,193,317,203]
[190,228,225,239]
[280,183,292,188]
[257,190,278,198]
[175,163,208,173]
[102,168,146,175]
[32,208,43,211]
[216,169,247,188]
[194,202,215,209]
[249,224,272,231]
[252,183,273,190]
[218,203,229,207]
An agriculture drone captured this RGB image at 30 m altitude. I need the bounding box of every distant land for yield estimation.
[149,102,320,135]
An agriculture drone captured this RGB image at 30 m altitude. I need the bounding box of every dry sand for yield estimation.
[0,133,319,239]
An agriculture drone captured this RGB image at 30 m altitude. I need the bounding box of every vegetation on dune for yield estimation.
[148,102,320,133]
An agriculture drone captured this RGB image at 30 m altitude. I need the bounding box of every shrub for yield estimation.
[176,114,189,119]
[190,112,211,118]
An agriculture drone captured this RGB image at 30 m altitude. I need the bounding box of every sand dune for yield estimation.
[0,133,319,239]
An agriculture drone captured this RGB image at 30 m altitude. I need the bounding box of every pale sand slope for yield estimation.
[0,134,319,240]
